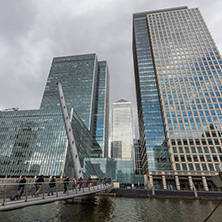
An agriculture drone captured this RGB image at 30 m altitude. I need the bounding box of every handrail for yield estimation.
[0,181,113,211]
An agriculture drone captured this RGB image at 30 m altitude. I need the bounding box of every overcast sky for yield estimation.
[1,0,222,137]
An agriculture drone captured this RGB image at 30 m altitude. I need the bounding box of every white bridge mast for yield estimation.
[57,83,83,179]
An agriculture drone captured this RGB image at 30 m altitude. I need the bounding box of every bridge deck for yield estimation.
[0,183,113,212]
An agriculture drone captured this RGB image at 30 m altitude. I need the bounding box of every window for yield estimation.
[195,163,200,171]
[202,164,207,171]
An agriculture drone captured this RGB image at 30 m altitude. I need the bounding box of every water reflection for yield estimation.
[0,197,221,222]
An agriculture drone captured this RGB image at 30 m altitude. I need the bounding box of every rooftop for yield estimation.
[133,6,188,18]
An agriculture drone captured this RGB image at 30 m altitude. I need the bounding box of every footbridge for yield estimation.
[0,180,113,211]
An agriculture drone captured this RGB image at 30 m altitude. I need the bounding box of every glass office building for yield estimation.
[93,61,109,157]
[83,158,134,184]
[40,54,109,157]
[134,139,143,175]
[133,7,222,173]
[0,108,101,177]
[111,100,134,158]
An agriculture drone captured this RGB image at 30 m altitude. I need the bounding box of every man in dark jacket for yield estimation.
[63,176,69,193]
[32,175,44,197]
[18,176,27,198]
[48,176,56,196]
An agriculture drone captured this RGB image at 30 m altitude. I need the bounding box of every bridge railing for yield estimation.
[0,179,113,206]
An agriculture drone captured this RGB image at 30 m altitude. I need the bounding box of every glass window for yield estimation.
[179,147,183,153]
[191,147,196,153]
[173,147,177,153]
[174,155,179,162]
[202,164,207,171]
[208,164,214,171]
[182,163,187,170]
[200,155,205,162]
[210,147,216,153]
[204,147,209,153]
[193,155,198,162]
[176,163,181,170]
[185,147,190,153]
[189,163,194,171]
[187,155,192,162]
[181,155,185,162]
[206,155,211,162]
[195,163,200,171]
[197,147,203,153]
[213,155,219,162]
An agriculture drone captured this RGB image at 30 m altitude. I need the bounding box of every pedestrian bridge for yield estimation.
[0,181,113,211]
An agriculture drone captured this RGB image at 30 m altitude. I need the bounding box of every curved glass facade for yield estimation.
[40,54,109,157]
[0,108,101,177]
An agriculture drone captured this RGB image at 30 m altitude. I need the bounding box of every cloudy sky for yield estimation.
[1,0,222,137]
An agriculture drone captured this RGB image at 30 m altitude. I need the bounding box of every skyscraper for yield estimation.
[133,7,222,173]
[0,108,99,177]
[111,100,134,158]
[40,53,109,157]
[134,139,143,175]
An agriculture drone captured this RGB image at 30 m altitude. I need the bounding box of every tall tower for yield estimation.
[133,7,222,173]
[111,100,134,158]
[40,53,109,157]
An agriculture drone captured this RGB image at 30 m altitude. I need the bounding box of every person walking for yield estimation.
[63,176,69,193]
[72,178,76,191]
[48,176,56,196]
[32,175,44,197]
[10,176,27,200]
[18,176,27,198]
[77,177,83,191]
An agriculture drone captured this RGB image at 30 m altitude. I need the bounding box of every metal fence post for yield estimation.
[3,185,6,206]
[56,183,58,197]
[42,183,45,199]
[25,186,28,202]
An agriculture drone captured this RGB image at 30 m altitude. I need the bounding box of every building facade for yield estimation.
[111,100,134,158]
[133,7,222,173]
[111,141,122,158]
[134,139,143,175]
[0,108,101,177]
[83,157,144,186]
[40,54,109,157]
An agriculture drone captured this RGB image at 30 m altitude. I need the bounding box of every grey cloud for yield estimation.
[0,0,222,137]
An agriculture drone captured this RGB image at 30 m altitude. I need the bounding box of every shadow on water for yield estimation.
[0,197,221,222]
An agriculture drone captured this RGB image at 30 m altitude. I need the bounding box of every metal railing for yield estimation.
[0,180,113,209]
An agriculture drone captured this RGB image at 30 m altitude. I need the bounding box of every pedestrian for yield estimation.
[96,177,99,185]
[77,177,83,191]
[48,176,56,196]
[10,176,27,201]
[32,175,44,197]
[103,177,107,185]
[18,176,27,198]
[72,178,76,191]
[63,176,69,193]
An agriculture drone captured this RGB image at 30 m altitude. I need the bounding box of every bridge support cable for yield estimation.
[57,83,83,179]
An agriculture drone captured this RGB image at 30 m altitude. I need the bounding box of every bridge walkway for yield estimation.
[0,182,113,212]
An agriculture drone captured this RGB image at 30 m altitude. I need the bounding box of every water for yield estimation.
[0,196,221,222]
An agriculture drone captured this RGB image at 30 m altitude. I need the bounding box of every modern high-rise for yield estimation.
[40,54,109,157]
[133,7,222,174]
[111,100,134,158]
[0,108,100,177]
[134,139,143,175]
